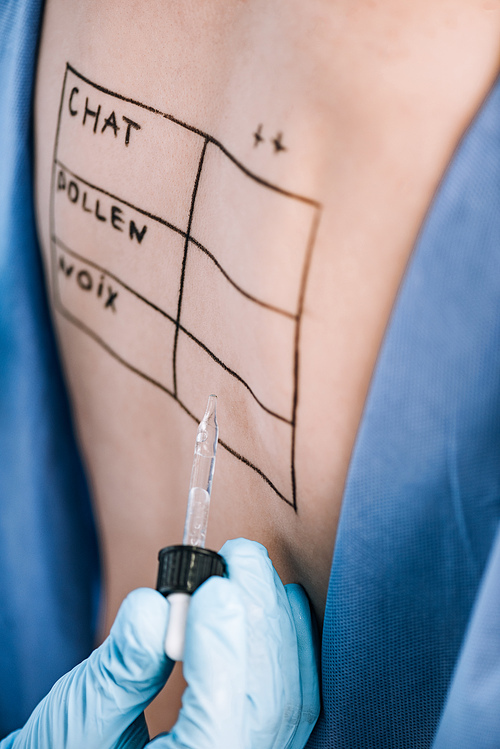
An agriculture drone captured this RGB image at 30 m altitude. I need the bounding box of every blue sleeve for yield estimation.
[0,1,100,736]
[433,526,500,748]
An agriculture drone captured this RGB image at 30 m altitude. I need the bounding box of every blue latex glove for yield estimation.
[0,538,319,749]
[152,538,320,749]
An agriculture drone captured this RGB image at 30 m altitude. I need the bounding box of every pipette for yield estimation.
[183,394,218,547]
[156,395,227,661]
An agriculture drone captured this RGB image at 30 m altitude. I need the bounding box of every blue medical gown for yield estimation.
[3,2,500,747]
[0,0,100,737]
[308,74,500,748]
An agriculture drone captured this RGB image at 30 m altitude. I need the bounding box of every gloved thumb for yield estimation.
[149,576,246,749]
[93,587,173,712]
[10,588,173,749]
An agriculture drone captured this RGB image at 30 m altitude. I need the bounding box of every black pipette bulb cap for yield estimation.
[156,545,227,597]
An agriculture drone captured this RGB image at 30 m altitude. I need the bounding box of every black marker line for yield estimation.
[55,161,295,320]
[56,160,187,241]
[49,67,70,309]
[54,237,291,424]
[211,140,307,205]
[54,237,177,324]
[218,438,293,506]
[171,398,292,505]
[189,237,297,320]
[54,294,292,506]
[176,321,292,425]
[55,63,325,511]
[65,63,321,208]
[289,208,321,513]
[65,62,209,137]
[54,297,176,398]
[172,138,208,396]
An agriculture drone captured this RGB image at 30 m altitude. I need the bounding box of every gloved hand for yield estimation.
[1,538,320,749]
[151,538,320,749]
[1,586,171,749]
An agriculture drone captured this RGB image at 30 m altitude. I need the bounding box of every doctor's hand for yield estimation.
[0,538,320,749]
[151,538,320,749]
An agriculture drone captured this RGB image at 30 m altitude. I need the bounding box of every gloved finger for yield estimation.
[267,578,302,749]
[220,538,292,747]
[221,540,320,749]
[282,584,320,748]
[13,588,173,749]
[148,576,246,749]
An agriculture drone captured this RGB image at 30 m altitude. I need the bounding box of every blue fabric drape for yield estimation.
[308,75,500,748]
[0,0,100,736]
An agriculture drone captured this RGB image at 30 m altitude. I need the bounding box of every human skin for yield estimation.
[34,0,500,735]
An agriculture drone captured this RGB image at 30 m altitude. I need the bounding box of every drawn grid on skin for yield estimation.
[53,235,292,425]
[49,63,322,511]
[172,137,209,398]
[53,160,297,320]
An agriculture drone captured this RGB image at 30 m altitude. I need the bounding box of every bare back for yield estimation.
[34,0,500,733]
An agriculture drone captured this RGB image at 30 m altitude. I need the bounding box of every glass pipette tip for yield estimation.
[183,394,218,547]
